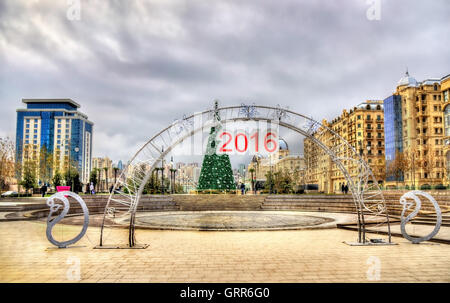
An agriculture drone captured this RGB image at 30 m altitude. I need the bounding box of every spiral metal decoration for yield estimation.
[46,192,89,248]
[399,191,442,244]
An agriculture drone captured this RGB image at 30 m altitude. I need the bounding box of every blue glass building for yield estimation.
[383,95,403,181]
[16,99,94,185]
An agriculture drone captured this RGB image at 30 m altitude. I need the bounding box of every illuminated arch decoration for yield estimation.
[98,105,392,247]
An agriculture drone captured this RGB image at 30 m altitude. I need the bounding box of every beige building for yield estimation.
[248,139,305,185]
[92,157,114,190]
[175,162,201,192]
[441,74,450,186]
[387,72,447,188]
[304,100,386,193]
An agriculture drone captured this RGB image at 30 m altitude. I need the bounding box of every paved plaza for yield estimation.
[0,219,449,283]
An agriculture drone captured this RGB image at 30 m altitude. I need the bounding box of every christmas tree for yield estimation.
[197,101,236,191]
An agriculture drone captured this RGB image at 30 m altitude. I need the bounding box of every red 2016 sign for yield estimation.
[217,131,278,155]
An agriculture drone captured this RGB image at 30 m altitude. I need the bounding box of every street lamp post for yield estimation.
[73,147,79,192]
[170,169,177,194]
[412,152,416,189]
[160,147,165,195]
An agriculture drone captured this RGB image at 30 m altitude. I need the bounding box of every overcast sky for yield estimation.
[1,0,449,165]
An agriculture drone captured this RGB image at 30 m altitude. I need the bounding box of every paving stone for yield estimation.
[0,220,449,282]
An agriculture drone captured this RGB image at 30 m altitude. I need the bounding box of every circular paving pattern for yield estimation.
[133,211,335,231]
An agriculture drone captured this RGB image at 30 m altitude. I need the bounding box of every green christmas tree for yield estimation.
[197,101,236,191]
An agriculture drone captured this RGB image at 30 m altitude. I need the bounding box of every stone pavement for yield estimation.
[0,220,449,283]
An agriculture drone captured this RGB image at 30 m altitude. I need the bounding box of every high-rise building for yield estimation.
[304,100,386,193]
[383,95,403,182]
[384,71,446,188]
[16,99,93,184]
[92,157,114,190]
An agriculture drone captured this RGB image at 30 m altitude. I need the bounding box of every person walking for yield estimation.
[240,183,245,195]
[344,184,349,195]
[341,183,345,194]
[40,184,47,197]
[90,182,95,195]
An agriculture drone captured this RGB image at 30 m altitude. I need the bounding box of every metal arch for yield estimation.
[99,105,391,247]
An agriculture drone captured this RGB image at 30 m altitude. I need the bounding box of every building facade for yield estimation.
[92,157,114,190]
[16,99,93,185]
[383,94,403,182]
[384,72,447,188]
[441,74,450,186]
[248,139,305,187]
[304,100,386,193]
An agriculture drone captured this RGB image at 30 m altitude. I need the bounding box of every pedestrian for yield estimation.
[40,184,47,197]
[240,183,245,195]
[341,183,345,194]
[109,185,114,194]
[90,182,95,195]
[344,184,349,194]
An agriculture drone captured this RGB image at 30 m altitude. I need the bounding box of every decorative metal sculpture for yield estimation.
[99,104,391,247]
[272,104,290,121]
[302,116,320,135]
[238,103,258,119]
[400,191,442,244]
[46,192,89,248]
[172,114,194,135]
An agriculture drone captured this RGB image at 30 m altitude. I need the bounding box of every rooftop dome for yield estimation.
[397,70,418,87]
[279,138,289,150]
[251,154,263,162]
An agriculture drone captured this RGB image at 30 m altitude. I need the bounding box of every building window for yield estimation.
[445,105,450,136]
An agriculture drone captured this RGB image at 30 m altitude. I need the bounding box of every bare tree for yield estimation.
[0,137,15,191]
[386,151,409,188]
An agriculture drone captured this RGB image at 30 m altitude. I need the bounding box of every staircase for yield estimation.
[173,195,264,211]
[262,195,356,213]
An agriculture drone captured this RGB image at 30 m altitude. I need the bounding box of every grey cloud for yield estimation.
[0,0,449,165]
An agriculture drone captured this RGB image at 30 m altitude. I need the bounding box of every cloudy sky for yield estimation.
[1,0,449,165]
